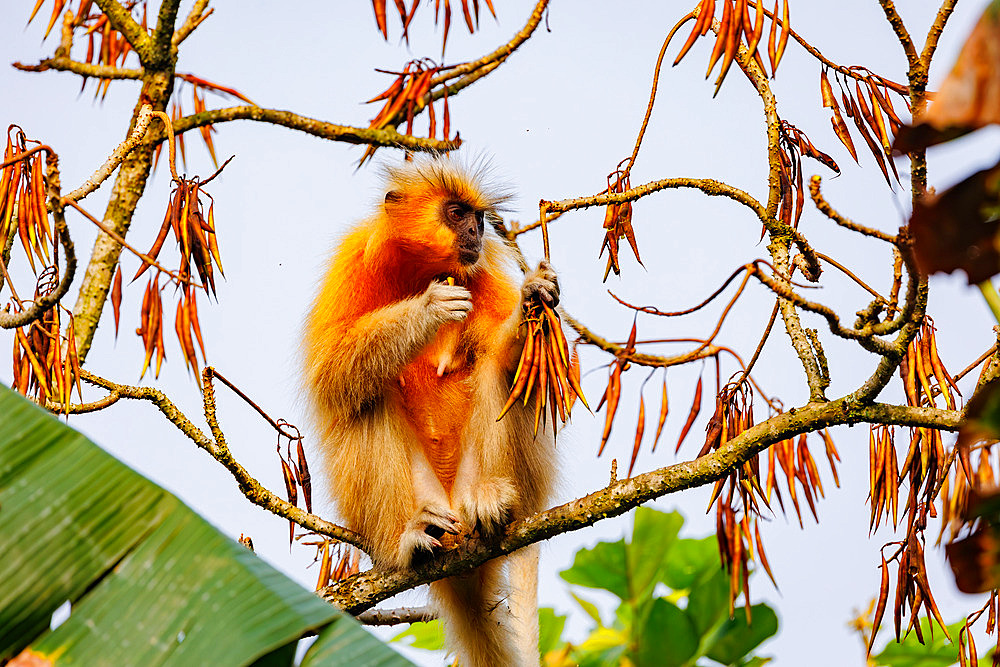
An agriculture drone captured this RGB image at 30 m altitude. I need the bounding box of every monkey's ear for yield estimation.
[384,191,403,205]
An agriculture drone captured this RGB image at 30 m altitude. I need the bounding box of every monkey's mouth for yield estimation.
[458,247,480,265]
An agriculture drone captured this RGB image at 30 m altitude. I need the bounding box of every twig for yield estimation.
[562,310,723,368]
[206,368,300,440]
[64,104,154,203]
[953,344,999,384]
[815,251,894,310]
[150,110,179,181]
[627,12,695,170]
[168,107,460,153]
[0,151,76,330]
[356,606,435,626]
[62,199,193,287]
[810,176,896,243]
[173,0,212,46]
[13,58,144,80]
[76,367,366,549]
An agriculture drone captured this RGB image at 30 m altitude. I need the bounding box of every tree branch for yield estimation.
[920,0,959,70]
[172,0,212,46]
[63,104,154,203]
[92,0,151,64]
[12,58,143,80]
[876,0,921,74]
[168,107,460,152]
[76,368,367,549]
[0,151,76,330]
[322,397,962,613]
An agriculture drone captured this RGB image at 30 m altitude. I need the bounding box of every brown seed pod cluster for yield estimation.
[599,163,641,282]
[498,302,588,435]
[673,0,791,95]
[128,173,225,381]
[361,58,458,165]
[820,67,908,186]
[10,271,83,413]
[0,127,52,275]
[697,377,842,615]
[370,0,496,55]
[275,420,313,548]
[863,321,966,656]
[772,120,839,239]
[306,538,361,592]
[28,0,148,99]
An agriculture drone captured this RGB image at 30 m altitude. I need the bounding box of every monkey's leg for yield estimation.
[397,446,461,566]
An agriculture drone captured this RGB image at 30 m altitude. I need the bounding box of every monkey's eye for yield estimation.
[446,203,466,224]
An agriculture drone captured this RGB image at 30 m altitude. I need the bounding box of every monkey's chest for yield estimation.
[398,358,475,494]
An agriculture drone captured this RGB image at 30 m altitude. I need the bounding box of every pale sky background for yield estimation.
[2,1,999,665]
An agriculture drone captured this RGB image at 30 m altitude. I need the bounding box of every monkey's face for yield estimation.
[443,200,485,266]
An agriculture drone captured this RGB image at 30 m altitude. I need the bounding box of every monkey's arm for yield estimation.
[307,282,472,416]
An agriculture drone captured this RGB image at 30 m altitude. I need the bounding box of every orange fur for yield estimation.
[303,157,558,667]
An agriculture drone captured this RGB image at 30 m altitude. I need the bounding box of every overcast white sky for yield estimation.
[2,1,999,665]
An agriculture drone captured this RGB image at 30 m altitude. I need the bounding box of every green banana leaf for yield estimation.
[0,383,411,666]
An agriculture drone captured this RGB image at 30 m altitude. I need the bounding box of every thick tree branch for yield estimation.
[149,0,183,67]
[322,397,962,613]
[92,0,151,64]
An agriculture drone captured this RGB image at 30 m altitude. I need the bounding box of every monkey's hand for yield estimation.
[521,259,559,309]
[398,503,462,566]
[423,281,473,324]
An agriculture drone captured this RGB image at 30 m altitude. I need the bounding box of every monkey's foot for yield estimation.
[398,504,462,565]
[459,477,516,539]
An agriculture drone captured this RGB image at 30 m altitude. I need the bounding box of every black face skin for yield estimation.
[443,200,485,266]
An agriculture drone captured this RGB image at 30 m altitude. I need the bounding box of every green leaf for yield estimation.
[631,598,698,667]
[0,384,408,666]
[662,536,720,590]
[572,592,607,627]
[303,616,412,666]
[561,539,630,600]
[704,604,779,666]
[873,619,965,667]
[538,607,568,656]
[577,625,629,666]
[390,619,446,651]
[628,508,684,600]
[686,569,730,636]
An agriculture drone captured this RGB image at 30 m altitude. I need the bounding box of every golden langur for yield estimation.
[303,156,559,667]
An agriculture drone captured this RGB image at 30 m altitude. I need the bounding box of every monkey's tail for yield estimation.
[430,548,539,667]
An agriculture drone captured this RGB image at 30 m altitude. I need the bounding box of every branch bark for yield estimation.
[323,397,962,613]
